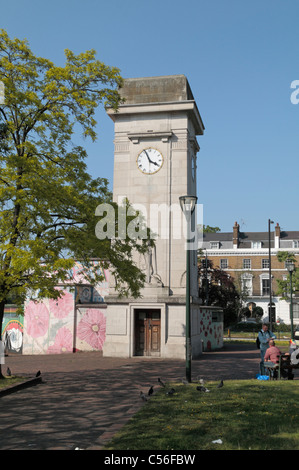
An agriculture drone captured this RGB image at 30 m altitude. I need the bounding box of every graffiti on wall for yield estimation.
[23,262,110,355]
[24,288,74,354]
[2,306,24,354]
[75,308,106,351]
[24,288,107,354]
[199,308,223,351]
[67,261,109,286]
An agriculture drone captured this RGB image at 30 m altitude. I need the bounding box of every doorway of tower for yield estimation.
[134,309,161,356]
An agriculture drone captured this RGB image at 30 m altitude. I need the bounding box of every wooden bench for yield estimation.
[264,354,299,380]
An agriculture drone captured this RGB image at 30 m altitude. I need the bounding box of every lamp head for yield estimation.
[286,259,295,273]
[179,195,197,216]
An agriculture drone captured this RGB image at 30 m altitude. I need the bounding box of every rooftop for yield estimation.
[203,231,299,241]
[202,223,299,250]
[119,75,194,105]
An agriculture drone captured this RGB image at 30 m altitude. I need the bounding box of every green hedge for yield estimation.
[227,322,296,333]
[228,323,262,333]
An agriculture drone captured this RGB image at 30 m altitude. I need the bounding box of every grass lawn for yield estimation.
[104,379,299,450]
[0,376,26,390]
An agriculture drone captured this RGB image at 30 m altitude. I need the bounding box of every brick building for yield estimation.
[201,222,299,325]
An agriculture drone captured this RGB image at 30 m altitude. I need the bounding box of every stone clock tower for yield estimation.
[103,75,205,359]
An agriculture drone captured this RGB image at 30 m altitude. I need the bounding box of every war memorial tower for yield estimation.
[103,75,207,359]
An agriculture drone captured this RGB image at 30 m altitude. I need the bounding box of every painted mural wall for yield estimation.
[2,305,24,354]
[23,262,109,355]
[16,260,224,356]
[199,307,223,351]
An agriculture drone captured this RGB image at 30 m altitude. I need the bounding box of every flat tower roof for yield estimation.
[119,75,194,105]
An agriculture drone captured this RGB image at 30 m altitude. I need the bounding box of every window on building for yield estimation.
[262,259,269,269]
[293,303,299,319]
[220,259,228,269]
[241,274,253,296]
[293,241,299,248]
[243,259,251,269]
[252,241,262,249]
[262,279,270,296]
[210,242,220,249]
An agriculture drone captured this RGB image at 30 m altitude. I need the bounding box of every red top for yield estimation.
[264,346,282,363]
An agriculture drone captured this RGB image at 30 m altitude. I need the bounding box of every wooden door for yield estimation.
[134,310,161,356]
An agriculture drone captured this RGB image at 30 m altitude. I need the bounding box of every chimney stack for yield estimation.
[233,221,239,249]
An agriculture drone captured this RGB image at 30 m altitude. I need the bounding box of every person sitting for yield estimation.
[258,323,276,374]
[265,340,293,379]
[264,339,282,364]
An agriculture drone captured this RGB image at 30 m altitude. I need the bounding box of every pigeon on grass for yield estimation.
[196,385,210,393]
[158,377,165,387]
[140,391,148,402]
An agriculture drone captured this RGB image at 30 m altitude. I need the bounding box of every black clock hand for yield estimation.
[144,150,158,166]
[144,150,151,162]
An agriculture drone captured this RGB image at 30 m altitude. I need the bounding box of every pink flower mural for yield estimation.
[48,327,73,354]
[48,290,74,319]
[77,309,106,350]
[25,301,49,338]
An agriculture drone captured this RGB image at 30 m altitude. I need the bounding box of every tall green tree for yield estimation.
[198,255,241,327]
[203,225,221,233]
[0,30,147,375]
[276,251,298,299]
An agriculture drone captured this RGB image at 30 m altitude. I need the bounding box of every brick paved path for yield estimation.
[0,342,291,450]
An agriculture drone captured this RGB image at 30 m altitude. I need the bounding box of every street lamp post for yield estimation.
[179,195,197,383]
[204,249,209,306]
[286,259,295,341]
[268,219,274,330]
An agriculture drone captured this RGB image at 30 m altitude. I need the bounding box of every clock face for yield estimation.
[137,148,163,174]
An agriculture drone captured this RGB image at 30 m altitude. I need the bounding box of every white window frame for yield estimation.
[262,258,269,269]
[210,242,220,249]
[252,241,262,249]
[241,273,253,296]
[260,273,271,296]
[220,258,228,269]
[293,303,299,319]
[243,259,251,269]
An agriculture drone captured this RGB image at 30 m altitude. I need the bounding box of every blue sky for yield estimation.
[2,0,299,233]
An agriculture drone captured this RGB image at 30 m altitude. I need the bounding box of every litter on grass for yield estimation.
[256,374,269,381]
